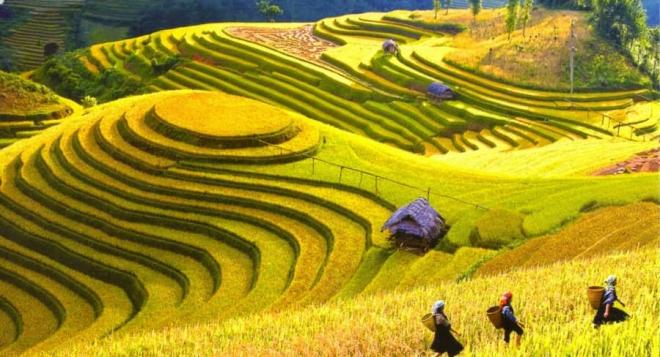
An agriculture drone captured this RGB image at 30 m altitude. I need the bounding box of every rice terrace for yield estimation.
[0,0,658,355]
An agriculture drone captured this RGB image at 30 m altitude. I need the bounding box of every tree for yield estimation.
[592,0,647,51]
[652,28,660,77]
[505,0,519,41]
[469,0,482,23]
[440,0,452,15]
[519,0,533,37]
[256,0,283,22]
[433,0,441,19]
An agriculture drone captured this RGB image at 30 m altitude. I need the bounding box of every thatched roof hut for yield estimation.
[381,198,448,254]
[382,39,399,54]
[427,82,455,100]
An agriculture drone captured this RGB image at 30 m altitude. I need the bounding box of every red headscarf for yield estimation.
[499,291,513,308]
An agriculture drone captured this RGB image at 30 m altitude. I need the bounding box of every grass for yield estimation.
[48,248,659,356]
[0,71,76,148]
[435,138,659,177]
[0,71,65,117]
[397,8,651,91]
[476,202,660,276]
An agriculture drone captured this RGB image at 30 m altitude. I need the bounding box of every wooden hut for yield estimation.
[382,39,399,55]
[381,198,449,254]
[427,82,455,100]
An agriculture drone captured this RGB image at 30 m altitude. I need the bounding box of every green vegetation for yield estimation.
[32,51,149,103]
[0,71,75,148]
[592,0,659,87]
[469,208,525,248]
[477,202,659,275]
[505,0,519,40]
[0,8,658,356]
[256,0,284,22]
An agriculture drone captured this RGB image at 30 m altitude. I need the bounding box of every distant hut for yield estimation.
[381,198,449,254]
[427,82,455,100]
[382,39,399,55]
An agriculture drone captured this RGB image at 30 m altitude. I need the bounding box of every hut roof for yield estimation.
[427,82,452,96]
[381,198,444,239]
[383,39,397,49]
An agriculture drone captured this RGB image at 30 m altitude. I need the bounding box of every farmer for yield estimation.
[430,300,464,356]
[593,275,629,328]
[499,291,524,346]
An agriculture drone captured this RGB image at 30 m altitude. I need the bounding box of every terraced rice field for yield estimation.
[476,202,660,276]
[226,25,337,65]
[0,72,78,150]
[2,9,658,356]
[0,91,394,354]
[77,12,656,158]
[0,89,656,354]
[2,0,84,69]
[49,248,659,356]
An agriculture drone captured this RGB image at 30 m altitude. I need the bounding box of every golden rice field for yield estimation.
[0,6,658,356]
[45,248,659,356]
[71,9,656,157]
[0,89,655,356]
[477,202,660,276]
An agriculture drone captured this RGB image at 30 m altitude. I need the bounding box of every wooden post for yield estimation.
[339,166,344,183]
[569,19,577,95]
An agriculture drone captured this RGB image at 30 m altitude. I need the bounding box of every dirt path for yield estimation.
[593,147,660,175]
[226,25,337,65]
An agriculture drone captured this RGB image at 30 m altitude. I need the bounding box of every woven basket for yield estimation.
[422,313,435,332]
[588,286,605,310]
[486,306,503,329]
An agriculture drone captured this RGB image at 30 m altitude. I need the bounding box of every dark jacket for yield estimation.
[431,312,463,356]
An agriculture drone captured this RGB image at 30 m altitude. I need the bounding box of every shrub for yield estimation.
[469,208,525,248]
[81,96,97,108]
[383,16,467,35]
[31,51,148,104]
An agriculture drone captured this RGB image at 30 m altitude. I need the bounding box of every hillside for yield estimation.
[0,0,507,71]
[46,248,659,356]
[31,11,658,159]
[0,71,76,149]
[0,89,656,355]
[0,8,658,356]
[391,8,652,90]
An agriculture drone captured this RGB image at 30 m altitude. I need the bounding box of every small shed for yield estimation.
[381,198,449,254]
[427,82,455,100]
[382,39,399,55]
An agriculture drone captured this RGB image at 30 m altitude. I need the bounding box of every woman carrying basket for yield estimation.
[430,300,463,356]
[499,291,524,346]
[593,275,629,328]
